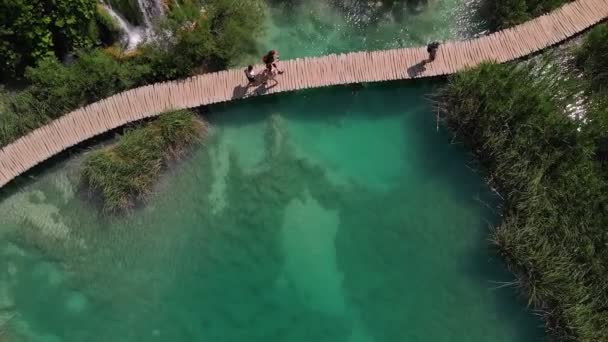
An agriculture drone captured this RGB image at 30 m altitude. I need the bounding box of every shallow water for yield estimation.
[257,0,483,59]
[0,1,542,341]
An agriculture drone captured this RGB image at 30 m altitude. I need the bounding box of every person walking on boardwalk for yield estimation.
[244,65,257,86]
[426,42,440,62]
[263,50,284,75]
[262,65,279,86]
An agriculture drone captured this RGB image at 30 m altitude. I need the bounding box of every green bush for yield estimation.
[0,50,150,146]
[442,62,608,341]
[207,0,266,63]
[134,0,265,82]
[25,51,147,115]
[575,24,608,93]
[82,110,207,212]
[0,0,97,81]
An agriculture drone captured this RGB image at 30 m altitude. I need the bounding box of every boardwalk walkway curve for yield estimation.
[1,0,608,188]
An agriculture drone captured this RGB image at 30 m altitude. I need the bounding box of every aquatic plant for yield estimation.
[82,110,207,212]
[441,62,608,341]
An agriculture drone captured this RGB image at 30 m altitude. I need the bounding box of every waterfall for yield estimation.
[100,0,166,51]
[137,0,165,30]
[101,3,146,51]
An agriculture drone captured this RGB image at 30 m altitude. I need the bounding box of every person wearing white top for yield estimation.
[244,65,257,85]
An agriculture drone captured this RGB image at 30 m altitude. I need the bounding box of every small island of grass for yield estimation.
[82,110,207,212]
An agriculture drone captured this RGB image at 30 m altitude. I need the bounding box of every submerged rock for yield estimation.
[65,292,88,315]
[0,281,14,310]
[264,114,288,162]
[0,190,71,242]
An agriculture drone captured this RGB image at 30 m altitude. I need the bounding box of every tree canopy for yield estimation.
[0,0,97,80]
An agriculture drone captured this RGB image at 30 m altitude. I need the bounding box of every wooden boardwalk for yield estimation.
[1,0,607,189]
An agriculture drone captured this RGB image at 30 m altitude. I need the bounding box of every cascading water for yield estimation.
[101,0,165,51]
[137,0,165,30]
[101,2,146,50]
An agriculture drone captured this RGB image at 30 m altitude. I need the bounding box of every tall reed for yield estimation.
[441,62,608,341]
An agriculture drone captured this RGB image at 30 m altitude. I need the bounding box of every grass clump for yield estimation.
[82,110,207,212]
[441,62,608,341]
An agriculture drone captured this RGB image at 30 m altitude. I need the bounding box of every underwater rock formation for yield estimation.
[0,191,71,243]
[264,114,288,162]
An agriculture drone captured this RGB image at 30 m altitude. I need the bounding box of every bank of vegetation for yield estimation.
[0,0,264,146]
[82,110,207,212]
[441,24,608,341]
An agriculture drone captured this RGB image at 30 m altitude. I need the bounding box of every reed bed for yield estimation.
[82,110,207,212]
[441,61,608,341]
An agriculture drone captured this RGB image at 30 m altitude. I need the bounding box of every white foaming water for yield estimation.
[137,0,165,30]
[101,3,146,50]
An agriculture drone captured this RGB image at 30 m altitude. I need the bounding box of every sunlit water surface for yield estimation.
[0,1,541,341]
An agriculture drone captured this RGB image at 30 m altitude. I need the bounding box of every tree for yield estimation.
[0,0,97,81]
[135,0,266,82]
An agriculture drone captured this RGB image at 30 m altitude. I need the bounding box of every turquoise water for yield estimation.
[0,1,543,341]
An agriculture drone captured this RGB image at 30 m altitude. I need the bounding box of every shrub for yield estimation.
[442,62,608,340]
[82,110,207,212]
[0,0,97,81]
[207,0,266,64]
[134,0,265,82]
[0,50,149,146]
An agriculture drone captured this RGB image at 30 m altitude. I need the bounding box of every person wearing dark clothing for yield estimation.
[427,42,440,61]
[263,50,283,75]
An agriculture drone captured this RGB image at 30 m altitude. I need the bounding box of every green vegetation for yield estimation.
[135,0,265,81]
[82,110,207,212]
[576,24,608,185]
[481,0,572,30]
[0,0,265,147]
[0,0,97,81]
[95,4,125,44]
[0,51,149,146]
[441,32,608,340]
[575,24,608,93]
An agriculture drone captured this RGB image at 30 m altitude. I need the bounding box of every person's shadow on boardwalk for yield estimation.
[407,60,427,78]
[231,74,278,100]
